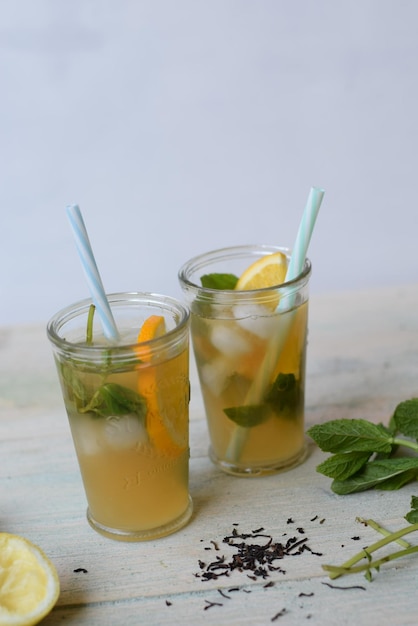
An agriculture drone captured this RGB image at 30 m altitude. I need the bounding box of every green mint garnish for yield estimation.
[307,398,418,494]
[223,372,303,427]
[200,273,239,289]
[266,372,303,417]
[60,307,147,424]
[86,304,95,345]
[81,382,147,420]
[224,405,269,427]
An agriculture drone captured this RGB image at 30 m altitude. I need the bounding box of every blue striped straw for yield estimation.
[66,204,120,342]
[282,186,324,293]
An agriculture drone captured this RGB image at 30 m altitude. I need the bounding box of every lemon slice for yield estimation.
[0,533,60,626]
[137,315,187,455]
[235,252,288,290]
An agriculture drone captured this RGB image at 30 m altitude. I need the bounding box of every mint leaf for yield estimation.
[201,273,238,289]
[307,419,393,454]
[375,468,418,491]
[266,372,303,418]
[82,383,147,421]
[316,451,371,480]
[405,509,418,524]
[405,497,418,523]
[331,457,418,494]
[224,404,269,427]
[60,360,91,407]
[410,495,418,510]
[393,399,418,439]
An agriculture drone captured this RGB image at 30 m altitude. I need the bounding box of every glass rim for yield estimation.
[46,291,190,355]
[178,244,312,295]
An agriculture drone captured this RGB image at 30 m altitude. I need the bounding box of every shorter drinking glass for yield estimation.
[47,292,192,541]
[179,245,311,477]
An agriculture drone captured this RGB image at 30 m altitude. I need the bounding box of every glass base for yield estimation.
[209,442,308,477]
[86,496,193,542]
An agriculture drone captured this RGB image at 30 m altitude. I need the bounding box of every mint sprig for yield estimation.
[81,382,147,420]
[322,496,418,582]
[307,399,418,494]
[60,304,147,424]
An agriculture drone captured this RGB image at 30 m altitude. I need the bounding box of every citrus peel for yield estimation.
[0,532,60,626]
[136,315,186,456]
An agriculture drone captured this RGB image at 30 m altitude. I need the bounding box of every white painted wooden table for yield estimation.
[1,285,418,625]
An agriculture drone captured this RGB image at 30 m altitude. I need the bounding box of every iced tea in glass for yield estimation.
[47,292,192,540]
[179,245,311,477]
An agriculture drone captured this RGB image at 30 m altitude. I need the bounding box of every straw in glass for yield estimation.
[225,187,325,464]
[66,204,120,343]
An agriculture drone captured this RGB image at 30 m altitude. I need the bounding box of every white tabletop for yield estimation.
[1,284,418,625]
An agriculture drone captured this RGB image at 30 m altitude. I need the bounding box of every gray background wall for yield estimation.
[1,0,417,326]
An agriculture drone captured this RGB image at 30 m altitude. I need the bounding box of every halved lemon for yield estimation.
[0,533,60,626]
[235,251,288,290]
[136,315,187,456]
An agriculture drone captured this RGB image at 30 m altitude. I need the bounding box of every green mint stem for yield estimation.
[326,523,418,579]
[356,517,412,548]
[323,545,418,578]
[86,304,95,345]
[392,437,418,453]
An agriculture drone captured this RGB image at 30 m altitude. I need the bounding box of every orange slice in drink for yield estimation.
[137,314,166,344]
[136,315,186,456]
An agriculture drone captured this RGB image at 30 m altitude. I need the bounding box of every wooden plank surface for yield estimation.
[1,284,418,625]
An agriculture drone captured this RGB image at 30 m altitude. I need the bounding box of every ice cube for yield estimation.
[232,304,277,339]
[200,357,231,396]
[210,323,251,356]
[104,414,148,449]
[70,415,102,456]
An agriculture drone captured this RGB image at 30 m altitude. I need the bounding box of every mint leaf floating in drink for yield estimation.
[322,496,418,582]
[307,399,418,494]
[83,383,147,421]
[58,305,147,424]
[266,372,304,418]
[201,273,238,289]
[224,405,269,427]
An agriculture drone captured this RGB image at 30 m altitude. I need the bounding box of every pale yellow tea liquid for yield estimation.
[60,349,191,539]
[192,302,307,473]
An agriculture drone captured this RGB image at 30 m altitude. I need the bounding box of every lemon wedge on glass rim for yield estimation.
[235,251,288,290]
[235,251,288,309]
[0,532,60,626]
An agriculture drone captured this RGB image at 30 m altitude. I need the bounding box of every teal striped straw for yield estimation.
[226,186,325,463]
[281,186,324,301]
[66,204,120,342]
